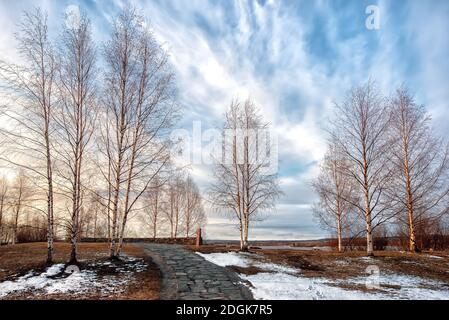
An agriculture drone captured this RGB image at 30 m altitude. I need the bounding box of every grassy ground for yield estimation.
[190,244,449,288]
[0,243,161,300]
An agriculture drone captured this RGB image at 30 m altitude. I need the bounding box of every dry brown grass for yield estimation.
[0,242,161,300]
[190,244,449,284]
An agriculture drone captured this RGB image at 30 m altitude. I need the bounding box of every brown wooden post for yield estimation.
[195,228,202,248]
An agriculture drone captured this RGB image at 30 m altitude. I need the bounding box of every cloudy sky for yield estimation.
[1,0,448,240]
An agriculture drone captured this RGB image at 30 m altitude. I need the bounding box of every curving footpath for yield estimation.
[140,243,253,300]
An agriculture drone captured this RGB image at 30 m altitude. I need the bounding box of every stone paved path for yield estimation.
[141,244,253,300]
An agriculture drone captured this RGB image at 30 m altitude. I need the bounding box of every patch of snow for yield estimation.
[45,270,96,294]
[44,264,64,277]
[199,252,449,300]
[197,252,298,274]
[197,252,250,268]
[240,272,379,300]
[0,257,149,299]
[427,255,444,259]
[401,260,419,264]
[358,256,374,261]
[334,260,350,266]
[254,262,298,274]
[0,264,64,297]
[0,264,94,297]
[342,273,449,299]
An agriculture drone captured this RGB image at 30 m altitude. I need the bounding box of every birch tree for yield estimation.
[10,172,29,245]
[54,11,97,264]
[330,82,393,256]
[388,87,449,252]
[86,192,104,238]
[0,177,8,241]
[164,173,185,238]
[0,8,56,263]
[209,99,281,251]
[101,8,176,258]
[183,175,206,237]
[312,142,357,252]
[142,176,164,239]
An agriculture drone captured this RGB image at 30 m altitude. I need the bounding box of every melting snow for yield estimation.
[197,252,298,274]
[0,257,148,299]
[358,256,374,261]
[427,255,444,259]
[0,264,90,297]
[196,252,251,268]
[198,252,449,300]
[240,272,377,300]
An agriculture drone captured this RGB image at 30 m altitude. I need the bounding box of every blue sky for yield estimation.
[1,0,448,240]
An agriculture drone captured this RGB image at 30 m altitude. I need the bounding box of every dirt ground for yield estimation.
[0,243,161,300]
[190,245,449,287]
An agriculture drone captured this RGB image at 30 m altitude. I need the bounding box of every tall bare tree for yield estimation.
[101,8,177,258]
[11,172,29,245]
[164,173,185,239]
[183,175,206,237]
[312,142,357,252]
[388,87,449,252]
[0,9,56,263]
[142,176,164,239]
[330,82,393,256]
[0,177,9,241]
[54,10,97,264]
[85,192,104,238]
[210,99,281,251]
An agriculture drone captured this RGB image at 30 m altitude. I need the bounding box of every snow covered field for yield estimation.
[0,257,148,299]
[197,252,449,300]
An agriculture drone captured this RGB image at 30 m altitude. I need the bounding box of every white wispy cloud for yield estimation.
[1,0,448,239]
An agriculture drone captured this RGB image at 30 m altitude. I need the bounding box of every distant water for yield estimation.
[255,245,333,251]
[256,245,403,251]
